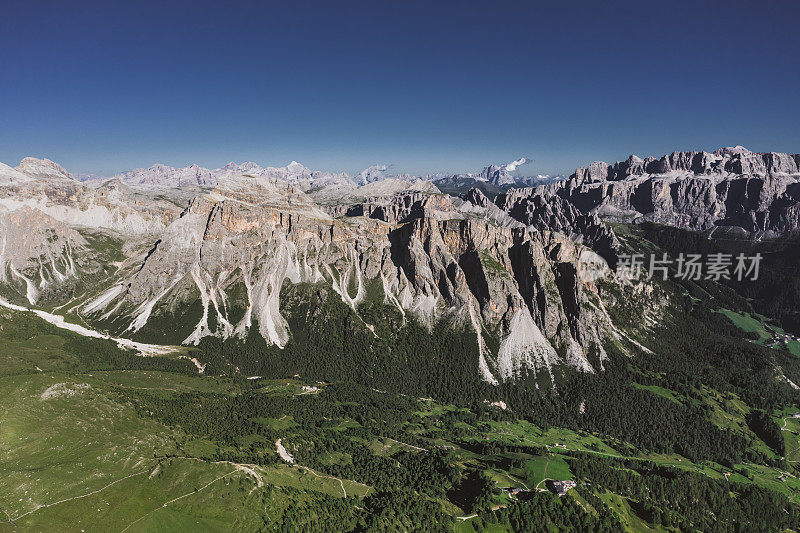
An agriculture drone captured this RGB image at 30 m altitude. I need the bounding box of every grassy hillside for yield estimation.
[3,226,800,531]
[2,333,800,531]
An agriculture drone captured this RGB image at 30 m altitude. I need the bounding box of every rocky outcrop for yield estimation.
[492,190,620,265]
[323,191,448,222]
[521,147,800,236]
[570,147,800,184]
[314,180,443,222]
[0,206,86,304]
[16,157,75,181]
[0,165,184,235]
[71,172,614,385]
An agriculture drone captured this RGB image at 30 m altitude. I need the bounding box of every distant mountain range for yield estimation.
[66,157,560,192]
[522,146,800,238]
[0,146,798,386]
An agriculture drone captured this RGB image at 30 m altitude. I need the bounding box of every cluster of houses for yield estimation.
[766,332,800,349]
[500,479,578,500]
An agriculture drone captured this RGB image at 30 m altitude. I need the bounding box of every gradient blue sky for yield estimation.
[1,0,798,176]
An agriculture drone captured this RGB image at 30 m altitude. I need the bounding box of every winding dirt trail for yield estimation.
[534,459,551,490]
[120,470,236,532]
[10,470,149,522]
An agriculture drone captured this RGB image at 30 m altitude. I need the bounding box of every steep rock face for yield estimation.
[0,170,184,235]
[524,147,800,236]
[478,164,517,186]
[493,190,620,265]
[314,180,442,221]
[0,155,651,387]
[572,147,800,183]
[77,176,614,384]
[0,206,86,304]
[573,161,613,184]
[327,192,452,223]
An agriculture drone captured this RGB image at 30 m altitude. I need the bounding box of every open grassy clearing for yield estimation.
[631,383,684,404]
[598,492,658,533]
[778,409,800,464]
[521,455,573,488]
[0,372,370,532]
[4,366,800,530]
[718,308,800,356]
[86,369,239,395]
[427,403,800,505]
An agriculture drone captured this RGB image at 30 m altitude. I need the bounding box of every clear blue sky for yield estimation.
[1,0,798,177]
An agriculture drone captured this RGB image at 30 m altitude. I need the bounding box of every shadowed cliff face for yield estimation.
[2,150,799,390]
[54,174,615,385]
[503,148,800,238]
[492,190,620,267]
[23,152,794,387]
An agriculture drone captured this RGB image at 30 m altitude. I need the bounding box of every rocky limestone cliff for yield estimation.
[0,206,86,304]
[0,159,185,235]
[73,174,614,385]
[515,147,800,237]
[6,152,746,387]
[492,190,620,265]
[15,157,75,181]
[571,147,800,183]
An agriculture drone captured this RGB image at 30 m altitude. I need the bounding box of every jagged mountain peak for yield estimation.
[514,146,800,238]
[571,146,800,184]
[714,145,752,156]
[5,146,800,391]
[71,164,611,385]
[464,187,490,207]
[217,161,261,172]
[16,157,75,181]
[81,156,556,193]
[468,158,531,187]
[112,162,216,187]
